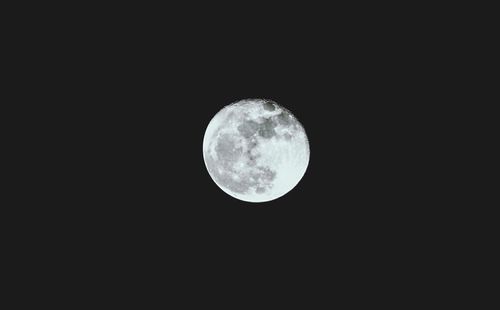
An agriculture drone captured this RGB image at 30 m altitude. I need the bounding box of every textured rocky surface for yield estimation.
[203,99,309,202]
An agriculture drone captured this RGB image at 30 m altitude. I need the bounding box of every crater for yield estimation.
[276,111,292,126]
[262,101,276,111]
[247,138,258,149]
[283,133,293,140]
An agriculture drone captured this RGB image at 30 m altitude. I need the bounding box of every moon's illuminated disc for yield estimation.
[203,99,310,202]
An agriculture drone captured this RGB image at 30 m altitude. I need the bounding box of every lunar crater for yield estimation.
[262,101,276,111]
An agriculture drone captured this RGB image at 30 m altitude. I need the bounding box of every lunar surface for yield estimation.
[203,99,310,202]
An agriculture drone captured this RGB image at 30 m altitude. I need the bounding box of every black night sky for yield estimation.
[56,3,440,301]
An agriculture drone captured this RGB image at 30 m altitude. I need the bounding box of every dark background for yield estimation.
[33,2,449,302]
[81,14,423,223]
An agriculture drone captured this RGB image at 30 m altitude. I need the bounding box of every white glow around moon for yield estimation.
[203,99,310,202]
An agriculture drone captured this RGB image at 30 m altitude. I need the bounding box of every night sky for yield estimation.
[55,4,438,301]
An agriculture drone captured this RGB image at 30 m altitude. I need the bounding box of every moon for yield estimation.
[203,99,310,202]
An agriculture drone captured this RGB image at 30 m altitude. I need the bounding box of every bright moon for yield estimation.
[203,99,310,202]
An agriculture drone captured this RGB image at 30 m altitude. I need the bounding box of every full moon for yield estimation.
[203,99,310,202]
